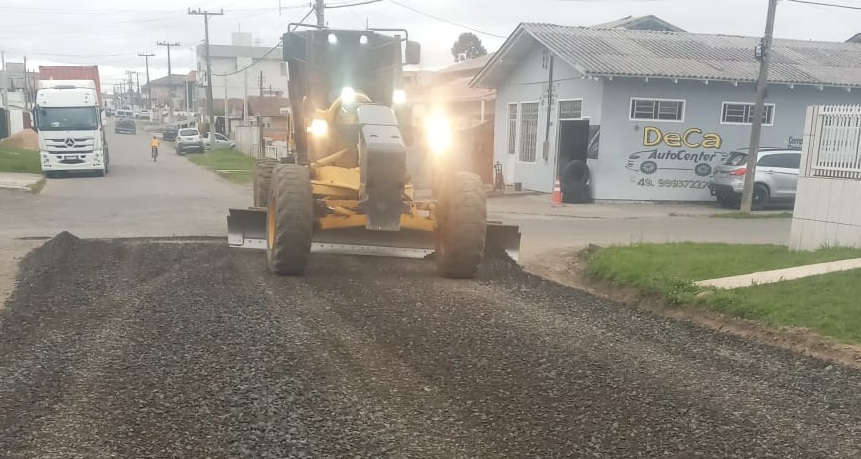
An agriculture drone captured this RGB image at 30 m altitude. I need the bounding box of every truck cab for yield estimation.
[33,80,110,177]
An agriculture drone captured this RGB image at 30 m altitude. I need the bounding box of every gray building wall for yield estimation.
[493,44,604,193]
[596,78,861,200]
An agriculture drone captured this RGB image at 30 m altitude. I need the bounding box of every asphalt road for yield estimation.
[0,129,834,457]
[0,130,249,240]
[1,234,859,458]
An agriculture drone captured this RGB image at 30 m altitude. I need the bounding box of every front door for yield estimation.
[556,119,590,177]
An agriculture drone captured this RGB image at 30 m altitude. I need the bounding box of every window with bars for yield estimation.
[507,103,517,155]
[519,102,539,162]
[558,100,583,119]
[630,98,685,121]
[721,102,775,125]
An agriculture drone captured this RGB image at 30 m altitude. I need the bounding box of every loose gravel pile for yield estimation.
[1,233,860,458]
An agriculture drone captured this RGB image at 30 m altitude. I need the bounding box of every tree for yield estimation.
[450,32,487,62]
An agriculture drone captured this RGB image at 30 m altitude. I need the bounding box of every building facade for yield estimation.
[195,32,289,106]
[472,23,861,201]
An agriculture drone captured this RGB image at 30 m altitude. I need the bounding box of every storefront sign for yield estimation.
[625,126,729,191]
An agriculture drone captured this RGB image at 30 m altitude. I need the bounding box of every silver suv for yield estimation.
[708,148,801,210]
[175,128,205,155]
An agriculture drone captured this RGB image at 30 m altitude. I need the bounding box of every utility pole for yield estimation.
[259,71,264,97]
[125,70,136,108]
[157,41,180,122]
[314,0,325,27]
[740,0,778,213]
[138,52,155,109]
[22,55,28,111]
[189,7,224,143]
[135,72,141,108]
[1,50,8,113]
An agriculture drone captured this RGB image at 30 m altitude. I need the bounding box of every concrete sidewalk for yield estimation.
[487,193,733,220]
[0,172,43,192]
[696,258,861,289]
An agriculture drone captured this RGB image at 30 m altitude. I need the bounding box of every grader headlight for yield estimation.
[340,87,357,105]
[425,112,452,155]
[309,118,329,137]
[393,89,407,105]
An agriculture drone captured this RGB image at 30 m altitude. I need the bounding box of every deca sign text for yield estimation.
[642,126,722,149]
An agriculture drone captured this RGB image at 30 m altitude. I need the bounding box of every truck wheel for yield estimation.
[435,171,487,279]
[266,164,314,275]
[253,158,278,207]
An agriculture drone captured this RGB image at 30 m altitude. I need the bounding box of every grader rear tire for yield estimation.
[435,171,487,279]
[253,158,278,207]
[266,164,314,275]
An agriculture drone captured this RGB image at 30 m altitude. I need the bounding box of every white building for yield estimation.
[196,32,289,105]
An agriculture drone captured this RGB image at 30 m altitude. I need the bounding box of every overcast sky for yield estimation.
[1,0,859,92]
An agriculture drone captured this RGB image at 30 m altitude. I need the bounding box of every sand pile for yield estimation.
[0,129,39,151]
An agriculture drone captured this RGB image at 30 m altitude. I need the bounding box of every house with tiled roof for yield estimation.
[470,23,861,201]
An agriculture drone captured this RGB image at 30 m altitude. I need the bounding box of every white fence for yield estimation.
[790,105,861,251]
[232,125,289,160]
[803,105,861,180]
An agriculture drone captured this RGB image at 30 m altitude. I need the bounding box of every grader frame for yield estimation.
[226,25,520,278]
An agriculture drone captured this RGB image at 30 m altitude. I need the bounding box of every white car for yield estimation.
[708,147,801,210]
[175,128,205,155]
[204,132,237,150]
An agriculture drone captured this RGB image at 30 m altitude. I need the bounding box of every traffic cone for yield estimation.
[551,177,563,206]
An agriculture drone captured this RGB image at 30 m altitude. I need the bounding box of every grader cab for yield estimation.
[226,25,520,278]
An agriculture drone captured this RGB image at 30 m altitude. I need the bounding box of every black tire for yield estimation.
[716,193,732,208]
[435,171,487,279]
[253,158,278,207]
[562,181,591,204]
[266,164,314,276]
[752,183,770,211]
[561,160,590,187]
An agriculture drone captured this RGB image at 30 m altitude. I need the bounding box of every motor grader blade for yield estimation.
[227,208,521,261]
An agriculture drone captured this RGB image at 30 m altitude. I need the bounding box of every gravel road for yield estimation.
[2,233,860,458]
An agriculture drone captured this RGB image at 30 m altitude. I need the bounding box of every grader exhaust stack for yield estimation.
[226,25,521,277]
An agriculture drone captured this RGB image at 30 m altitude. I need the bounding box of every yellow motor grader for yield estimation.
[226,25,520,278]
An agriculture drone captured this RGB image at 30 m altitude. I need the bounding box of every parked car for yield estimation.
[175,128,205,155]
[114,117,136,135]
[204,132,237,150]
[162,124,178,141]
[708,147,801,210]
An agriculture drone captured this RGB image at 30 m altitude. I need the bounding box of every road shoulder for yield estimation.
[0,238,45,311]
[523,247,861,369]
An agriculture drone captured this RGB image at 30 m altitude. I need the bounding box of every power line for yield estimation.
[385,0,508,38]
[212,41,283,77]
[326,0,384,8]
[785,0,861,10]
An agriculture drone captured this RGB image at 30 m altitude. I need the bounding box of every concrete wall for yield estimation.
[790,105,861,251]
[493,44,604,192]
[597,79,861,201]
[8,109,24,136]
[790,177,861,250]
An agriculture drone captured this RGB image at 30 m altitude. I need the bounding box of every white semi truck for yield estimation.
[33,79,110,177]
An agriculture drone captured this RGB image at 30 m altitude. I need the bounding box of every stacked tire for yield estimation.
[561,160,591,204]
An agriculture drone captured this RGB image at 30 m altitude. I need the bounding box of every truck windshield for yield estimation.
[37,107,99,131]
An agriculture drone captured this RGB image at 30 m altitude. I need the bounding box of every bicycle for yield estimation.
[151,146,158,162]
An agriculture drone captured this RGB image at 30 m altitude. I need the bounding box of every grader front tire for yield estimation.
[435,171,487,279]
[253,158,278,208]
[266,164,314,276]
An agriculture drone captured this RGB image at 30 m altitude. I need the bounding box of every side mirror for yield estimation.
[405,41,421,66]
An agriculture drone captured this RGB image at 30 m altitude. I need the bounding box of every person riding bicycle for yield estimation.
[150,135,159,162]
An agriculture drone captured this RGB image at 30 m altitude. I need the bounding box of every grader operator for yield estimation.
[226,25,520,279]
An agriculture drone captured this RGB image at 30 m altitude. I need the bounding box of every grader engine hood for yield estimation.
[356,104,407,231]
